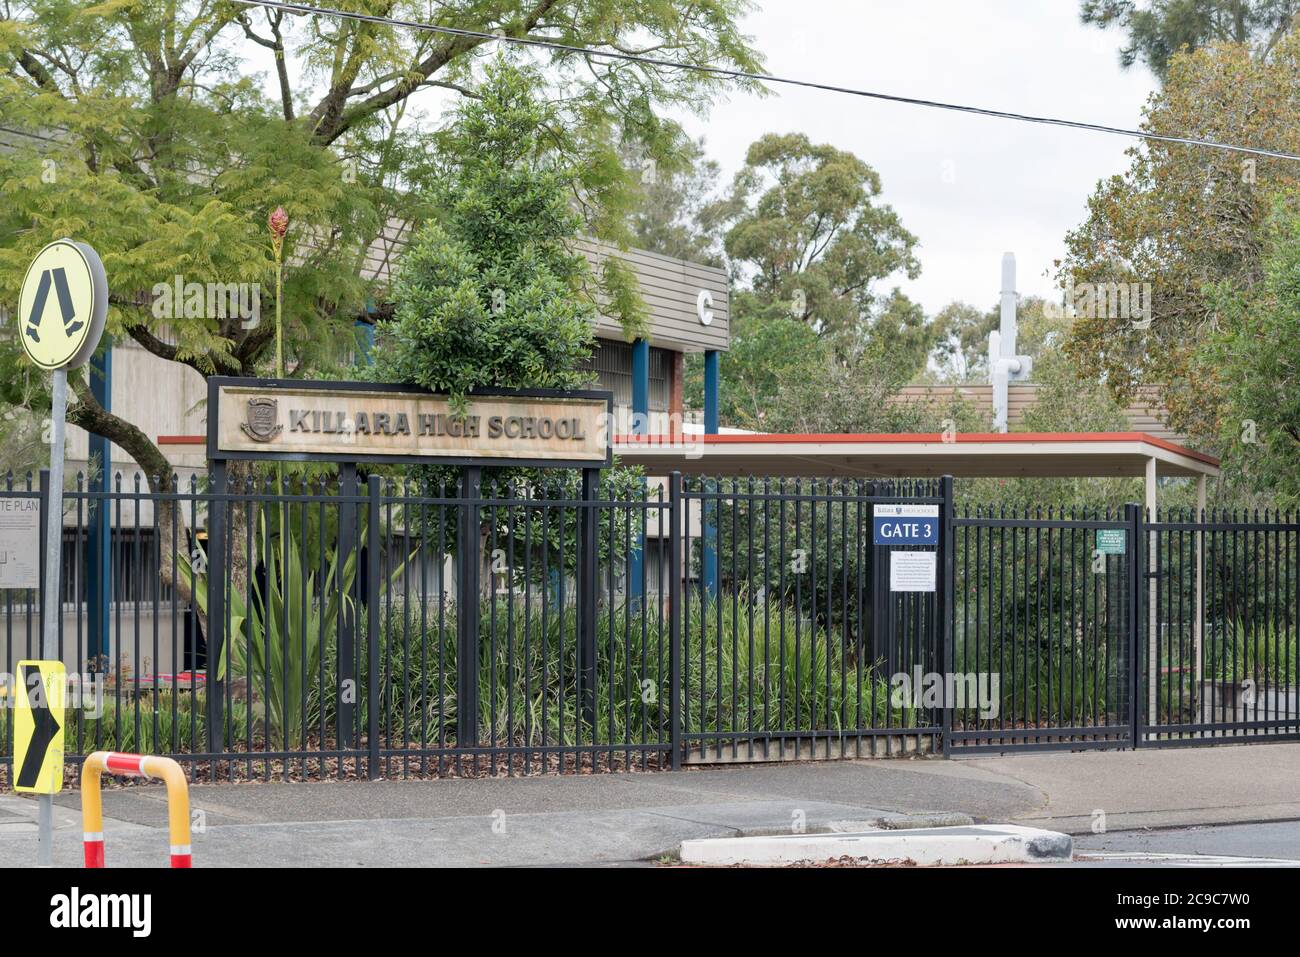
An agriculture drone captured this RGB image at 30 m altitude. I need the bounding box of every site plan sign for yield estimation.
[0,496,39,589]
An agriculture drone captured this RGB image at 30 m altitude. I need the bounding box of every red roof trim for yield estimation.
[615,431,1220,467]
[157,435,205,446]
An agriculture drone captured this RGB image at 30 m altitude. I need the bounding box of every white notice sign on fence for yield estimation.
[889,550,936,593]
[0,497,39,589]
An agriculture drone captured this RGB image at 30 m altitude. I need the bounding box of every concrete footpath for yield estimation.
[2,743,1299,867]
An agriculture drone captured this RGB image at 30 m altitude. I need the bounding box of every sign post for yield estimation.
[18,239,108,865]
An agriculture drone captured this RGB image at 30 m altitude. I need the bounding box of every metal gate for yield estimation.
[947,505,1137,753]
[949,503,1300,754]
[677,476,946,763]
[1141,507,1300,747]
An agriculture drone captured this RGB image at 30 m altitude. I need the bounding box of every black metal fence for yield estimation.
[678,477,945,762]
[2,469,1298,783]
[949,505,1136,753]
[948,503,1300,752]
[2,469,680,781]
[1143,508,1300,746]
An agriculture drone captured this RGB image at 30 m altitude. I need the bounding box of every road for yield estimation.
[2,742,1299,867]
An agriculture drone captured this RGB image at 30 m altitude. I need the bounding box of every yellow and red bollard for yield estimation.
[80,751,192,868]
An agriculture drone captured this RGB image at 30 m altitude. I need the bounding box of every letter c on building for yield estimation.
[696,289,714,326]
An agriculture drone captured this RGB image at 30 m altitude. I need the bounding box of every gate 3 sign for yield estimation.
[873,503,940,546]
[209,378,613,468]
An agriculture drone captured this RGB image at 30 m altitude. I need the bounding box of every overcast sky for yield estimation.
[674,0,1159,315]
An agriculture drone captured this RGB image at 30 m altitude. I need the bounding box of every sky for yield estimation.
[672,0,1159,316]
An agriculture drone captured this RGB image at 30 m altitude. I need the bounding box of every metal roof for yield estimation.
[613,431,1219,479]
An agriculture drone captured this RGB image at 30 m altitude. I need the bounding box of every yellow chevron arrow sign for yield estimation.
[13,660,66,794]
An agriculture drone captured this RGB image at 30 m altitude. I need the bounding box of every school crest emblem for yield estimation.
[240,397,282,442]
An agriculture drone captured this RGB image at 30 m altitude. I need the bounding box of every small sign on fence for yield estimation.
[889,550,937,592]
[1096,528,1127,555]
[0,497,39,589]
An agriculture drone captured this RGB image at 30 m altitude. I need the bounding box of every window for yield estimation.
[580,340,669,411]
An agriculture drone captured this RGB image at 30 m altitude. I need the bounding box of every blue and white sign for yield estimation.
[873,503,940,546]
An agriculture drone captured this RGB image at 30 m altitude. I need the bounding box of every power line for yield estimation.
[229,0,1300,163]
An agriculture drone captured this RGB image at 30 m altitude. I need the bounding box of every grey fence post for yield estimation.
[206,461,227,761]
[38,469,49,652]
[869,482,890,680]
[337,462,357,749]
[577,468,599,737]
[456,467,481,759]
[367,474,381,779]
[668,471,683,770]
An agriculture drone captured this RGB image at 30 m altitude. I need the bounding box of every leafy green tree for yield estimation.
[0,0,759,603]
[375,62,597,400]
[718,133,921,340]
[373,62,643,572]
[1205,204,1300,505]
[0,0,762,479]
[1061,34,1300,448]
[1081,0,1299,78]
[685,133,942,433]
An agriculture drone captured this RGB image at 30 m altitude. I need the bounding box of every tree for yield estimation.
[928,301,998,383]
[1060,34,1300,447]
[0,0,763,478]
[684,132,942,433]
[1014,298,1132,435]
[622,136,725,266]
[689,291,978,435]
[375,62,597,399]
[1081,0,1299,78]
[1205,204,1300,505]
[718,133,921,340]
[373,62,643,569]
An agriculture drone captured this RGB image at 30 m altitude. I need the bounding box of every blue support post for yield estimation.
[704,349,720,435]
[86,342,112,666]
[702,349,719,597]
[355,314,375,366]
[629,338,649,609]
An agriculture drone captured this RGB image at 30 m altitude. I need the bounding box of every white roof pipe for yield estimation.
[1000,252,1018,358]
[989,252,1030,432]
